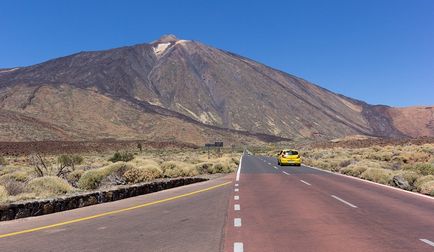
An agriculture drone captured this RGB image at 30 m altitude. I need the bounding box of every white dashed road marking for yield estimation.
[282,171,290,175]
[234,195,239,200]
[300,180,311,186]
[420,239,434,247]
[235,188,239,192]
[234,218,242,227]
[234,204,240,211]
[235,183,239,187]
[234,242,244,252]
[331,195,358,208]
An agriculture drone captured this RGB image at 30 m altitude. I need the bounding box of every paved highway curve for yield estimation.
[0,153,433,251]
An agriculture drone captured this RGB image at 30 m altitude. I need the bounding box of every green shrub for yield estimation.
[27,176,73,196]
[58,154,83,170]
[340,166,367,177]
[78,169,105,190]
[123,165,162,183]
[161,161,198,178]
[78,162,134,189]
[0,185,8,202]
[195,162,213,174]
[403,163,434,176]
[414,175,434,190]
[394,170,420,186]
[419,180,434,196]
[0,156,8,166]
[360,168,394,185]
[109,151,134,163]
[0,175,26,196]
[66,170,85,187]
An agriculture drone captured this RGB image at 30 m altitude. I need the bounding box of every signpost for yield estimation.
[204,141,224,159]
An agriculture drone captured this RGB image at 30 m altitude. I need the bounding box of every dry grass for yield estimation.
[0,185,8,202]
[299,143,434,196]
[27,176,73,196]
[0,149,240,202]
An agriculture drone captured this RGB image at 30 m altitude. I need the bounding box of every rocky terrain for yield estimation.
[0,35,433,144]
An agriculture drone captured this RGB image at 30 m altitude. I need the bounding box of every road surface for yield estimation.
[0,154,433,251]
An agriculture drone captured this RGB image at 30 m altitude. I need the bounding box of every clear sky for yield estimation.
[1,0,433,106]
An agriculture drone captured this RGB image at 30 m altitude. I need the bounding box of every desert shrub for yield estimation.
[123,165,162,183]
[403,163,434,176]
[78,169,105,190]
[195,162,213,174]
[339,159,352,168]
[360,168,394,185]
[366,151,393,162]
[58,154,83,171]
[0,175,26,196]
[0,156,8,166]
[414,175,434,189]
[340,166,367,177]
[394,170,420,186]
[66,170,85,187]
[0,185,9,202]
[108,151,134,163]
[419,181,434,196]
[161,161,198,178]
[208,162,234,174]
[27,176,73,196]
[78,162,135,189]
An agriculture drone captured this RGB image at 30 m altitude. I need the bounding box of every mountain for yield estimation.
[0,35,433,144]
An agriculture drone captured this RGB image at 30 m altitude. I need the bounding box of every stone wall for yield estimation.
[0,177,207,221]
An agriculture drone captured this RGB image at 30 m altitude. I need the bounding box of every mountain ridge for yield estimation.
[0,35,433,144]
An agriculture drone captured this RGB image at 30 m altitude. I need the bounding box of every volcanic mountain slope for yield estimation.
[0,35,433,144]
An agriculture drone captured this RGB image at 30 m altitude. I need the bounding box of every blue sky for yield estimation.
[1,0,433,106]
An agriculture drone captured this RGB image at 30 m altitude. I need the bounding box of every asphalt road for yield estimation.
[1,154,433,252]
[225,154,434,252]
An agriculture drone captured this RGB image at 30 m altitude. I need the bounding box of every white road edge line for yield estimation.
[234,242,244,252]
[234,204,240,211]
[331,195,358,208]
[234,195,239,200]
[304,164,434,200]
[420,239,434,247]
[300,180,311,186]
[234,218,242,227]
[236,155,243,182]
[282,171,290,175]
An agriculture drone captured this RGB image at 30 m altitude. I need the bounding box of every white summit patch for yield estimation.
[153,43,171,56]
[175,40,189,45]
[0,67,19,73]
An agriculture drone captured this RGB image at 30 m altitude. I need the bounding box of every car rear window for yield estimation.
[283,151,298,155]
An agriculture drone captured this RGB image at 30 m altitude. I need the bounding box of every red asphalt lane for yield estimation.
[223,155,434,252]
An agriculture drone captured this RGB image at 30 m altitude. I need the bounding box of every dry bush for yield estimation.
[360,168,394,185]
[365,151,394,162]
[66,170,85,187]
[394,170,420,186]
[161,161,198,178]
[123,165,162,183]
[78,169,105,190]
[0,175,26,196]
[402,163,434,176]
[340,166,367,177]
[27,176,73,196]
[419,181,434,196]
[0,185,8,202]
[0,156,8,166]
[414,175,434,190]
[78,162,133,190]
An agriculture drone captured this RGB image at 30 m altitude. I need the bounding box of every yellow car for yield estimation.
[277,149,301,166]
